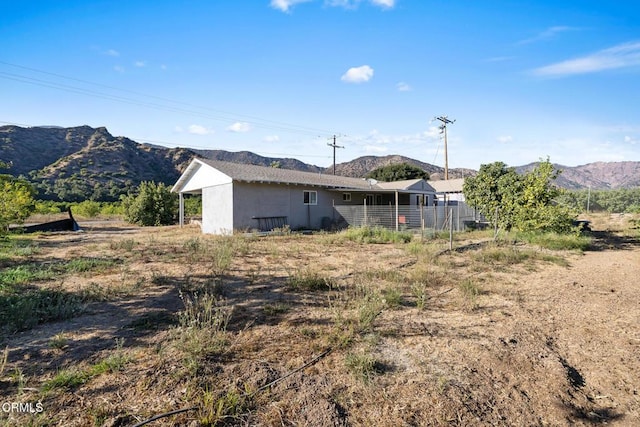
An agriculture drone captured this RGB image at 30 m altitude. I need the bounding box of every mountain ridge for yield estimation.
[1,125,638,201]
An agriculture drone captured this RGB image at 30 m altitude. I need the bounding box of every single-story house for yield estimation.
[172,158,437,234]
[428,178,466,204]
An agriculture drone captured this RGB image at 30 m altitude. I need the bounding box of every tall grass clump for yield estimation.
[178,291,232,331]
[342,226,413,244]
[345,351,384,383]
[287,269,334,291]
[458,279,481,310]
[174,291,233,373]
[512,230,591,251]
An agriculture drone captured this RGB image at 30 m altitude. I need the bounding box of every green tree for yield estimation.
[121,181,177,226]
[366,163,429,181]
[512,160,575,232]
[0,162,35,232]
[463,159,576,233]
[462,162,521,230]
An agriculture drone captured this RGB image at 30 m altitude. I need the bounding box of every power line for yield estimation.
[0,61,338,137]
[0,119,332,160]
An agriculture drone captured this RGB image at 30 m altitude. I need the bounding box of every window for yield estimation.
[342,193,351,202]
[365,194,374,206]
[303,190,317,205]
[376,195,383,205]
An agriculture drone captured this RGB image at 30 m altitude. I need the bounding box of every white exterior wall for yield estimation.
[202,183,234,234]
[179,162,232,193]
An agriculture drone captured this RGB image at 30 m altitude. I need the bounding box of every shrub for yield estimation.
[121,181,177,226]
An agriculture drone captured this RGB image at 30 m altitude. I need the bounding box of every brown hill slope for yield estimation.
[1,125,638,202]
[330,154,475,180]
[0,125,194,201]
[516,161,640,190]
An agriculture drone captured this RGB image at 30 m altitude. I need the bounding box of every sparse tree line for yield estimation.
[1,161,200,231]
[2,159,639,233]
[555,187,640,214]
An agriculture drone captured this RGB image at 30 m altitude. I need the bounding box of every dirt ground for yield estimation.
[0,215,639,426]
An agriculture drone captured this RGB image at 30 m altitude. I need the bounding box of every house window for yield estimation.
[342,193,351,202]
[375,195,383,205]
[304,190,317,205]
[365,194,374,206]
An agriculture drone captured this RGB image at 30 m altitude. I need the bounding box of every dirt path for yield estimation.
[1,225,639,426]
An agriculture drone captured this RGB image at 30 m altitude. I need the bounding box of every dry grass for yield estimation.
[0,221,638,426]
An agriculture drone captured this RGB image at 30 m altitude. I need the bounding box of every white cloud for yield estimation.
[396,81,411,91]
[341,65,374,83]
[113,65,125,73]
[160,64,167,70]
[532,41,640,77]
[364,144,388,153]
[227,122,252,133]
[134,61,146,68]
[624,135,639,145]
[270,0,311,12]
[325,0,395,9]
[264,135,280,142]
[423,126,441,139]
[188,124,214,135]
[517,26,577,45]
[271,0,394,11]
[370,0,395,8]
[105,49,120,57]
[497,135,513,143]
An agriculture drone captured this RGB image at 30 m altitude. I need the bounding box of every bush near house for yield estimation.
[121,181,177,226]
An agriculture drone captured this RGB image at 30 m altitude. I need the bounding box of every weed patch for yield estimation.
[511,231,591,251]
[345,351,384,383]
[341,226,413,244]
[458,279,481,310]
[287,270,333,291]
[0,286,84,334]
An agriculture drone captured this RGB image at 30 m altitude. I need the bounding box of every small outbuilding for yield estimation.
[172,158,436,234]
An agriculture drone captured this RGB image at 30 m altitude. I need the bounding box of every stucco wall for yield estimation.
[202,183,234,234]
[232,182,337,230]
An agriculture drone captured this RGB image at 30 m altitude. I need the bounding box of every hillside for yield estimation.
[0,125,194,201]
[331,154,475,180]
[516,161,640,190]
[191,149,323,173]
[1,125,639,202]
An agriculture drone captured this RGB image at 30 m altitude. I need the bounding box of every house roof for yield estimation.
[173,158,436,194]
[427,178,465,193]
[376,179,425,190]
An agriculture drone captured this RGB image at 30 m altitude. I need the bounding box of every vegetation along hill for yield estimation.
[0,125,638,202]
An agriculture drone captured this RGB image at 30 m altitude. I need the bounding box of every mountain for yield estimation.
[516,162,640,190]
[1,125,638,202]
[0,125,193,201]
[190,149,323,173]
[330,155,475,180]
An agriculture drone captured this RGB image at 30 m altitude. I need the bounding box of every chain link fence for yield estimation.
[333,203,483,232]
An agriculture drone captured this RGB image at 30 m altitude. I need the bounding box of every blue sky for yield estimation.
[1,0,639,170]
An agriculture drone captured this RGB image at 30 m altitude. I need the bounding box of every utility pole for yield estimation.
[327,134,344,175]
[434,116,455,180]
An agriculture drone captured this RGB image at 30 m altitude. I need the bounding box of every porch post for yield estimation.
[179,192,184,227]
[395,190,399,231]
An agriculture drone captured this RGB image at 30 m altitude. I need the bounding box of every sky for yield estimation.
[1,0,640,170]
